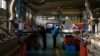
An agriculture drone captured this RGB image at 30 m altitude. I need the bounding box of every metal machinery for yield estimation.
[61,23,87,56]
[46,22,56,33]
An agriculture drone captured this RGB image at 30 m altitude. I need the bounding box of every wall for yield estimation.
[0,0,2,8]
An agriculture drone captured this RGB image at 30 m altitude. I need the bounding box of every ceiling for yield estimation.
[23,0,100,15]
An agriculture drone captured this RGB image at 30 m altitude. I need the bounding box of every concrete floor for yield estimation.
[26,33,79,56]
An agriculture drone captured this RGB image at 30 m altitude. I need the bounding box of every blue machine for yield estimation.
[46,22,55,33]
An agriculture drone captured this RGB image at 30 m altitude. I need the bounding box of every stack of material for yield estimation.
[0,8,7,17]
[0,8,7,34]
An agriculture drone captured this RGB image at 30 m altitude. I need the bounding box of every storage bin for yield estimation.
[65,45,76,51]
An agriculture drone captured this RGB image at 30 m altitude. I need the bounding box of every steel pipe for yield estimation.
[8,0,15,33]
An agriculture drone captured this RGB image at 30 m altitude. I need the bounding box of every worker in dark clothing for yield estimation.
[52,25,59,48]
[39,25,47,49]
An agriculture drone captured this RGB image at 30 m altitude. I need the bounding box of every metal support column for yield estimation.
[18,0,22,40]
[18,0,26,56]
[57,6,62,25]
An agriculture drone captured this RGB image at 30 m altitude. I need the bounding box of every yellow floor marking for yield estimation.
[56,48,60,56]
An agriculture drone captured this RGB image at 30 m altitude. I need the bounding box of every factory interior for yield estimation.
[0,0,100,56]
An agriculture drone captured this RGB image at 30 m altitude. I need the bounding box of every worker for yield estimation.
[52,24,59,48]
[39,25,47,49]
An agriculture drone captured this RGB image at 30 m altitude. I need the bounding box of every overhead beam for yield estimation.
[36,11,83,15]
[23,0,37,12]
[30,0,84,12]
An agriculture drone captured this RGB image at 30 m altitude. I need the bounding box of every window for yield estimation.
[65,16,78,20]
[29,12,32,19]
[2,0,6,10]
[26,12,28,17]
[65,16,69,20]
[48,16,55,20]
[36,16,42,20]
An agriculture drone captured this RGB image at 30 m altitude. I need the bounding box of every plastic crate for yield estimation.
[65,45,76,51]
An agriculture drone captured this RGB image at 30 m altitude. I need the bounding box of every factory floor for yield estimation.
[26,33,79,56]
